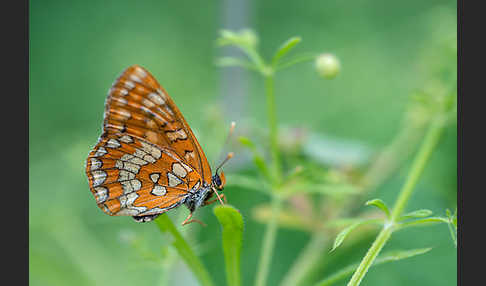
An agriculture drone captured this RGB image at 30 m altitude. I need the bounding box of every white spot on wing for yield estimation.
[134,67,147,78]
[115,109,131,119]
[150,173,160,183]
[143,98,155,108]
[91,170,107,187]
[118,170,135,181]
[113,97,127,105]
[148,92,165,105]
[140,141,162,159]
[129,74,142,83]
[118,192,146,215]
[167,173,182,187]
[172,163,187,178]
[151,185,167,196]
[90,158,102,170]
[94,186,108,203]
[117,207,147,216]
[131,179,142,191]
[119,135,133,143]
[140,206,177,215]
[124,80,135,89]
[106,138,121,149]
[120,179,142,194]
[93,147,107,157]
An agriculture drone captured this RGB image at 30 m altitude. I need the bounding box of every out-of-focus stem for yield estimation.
[264,73,282,183]
[255,197,283,286]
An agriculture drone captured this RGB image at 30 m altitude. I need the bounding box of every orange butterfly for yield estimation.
[85,65,232,225]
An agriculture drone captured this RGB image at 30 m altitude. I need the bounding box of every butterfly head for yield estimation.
[212,171,226,191]
[212,151,233,191]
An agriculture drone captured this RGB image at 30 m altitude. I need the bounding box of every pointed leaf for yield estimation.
[399,209,433,221]
[446,208,457,247]
[331,220,378,252]
[272,36,302,66]
[365,199,390,218]
[215,57,258,71]
[397,216,449,230]
[214,205,244,286]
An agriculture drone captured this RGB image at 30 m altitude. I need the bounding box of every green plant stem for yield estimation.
[346,116,447,286]
[346,225,393,286]
[389,117,446,220]
[315,248,432,286]
[155,214,214,286]
[264,73,282,183]
[255,197,283,286]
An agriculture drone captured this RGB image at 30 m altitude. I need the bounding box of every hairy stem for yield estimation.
[346,225,393,286]
[255,197,283,286]
[389,117,446,220]
[346,116,447,286]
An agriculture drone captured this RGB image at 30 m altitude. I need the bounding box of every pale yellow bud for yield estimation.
[315,53,340,79]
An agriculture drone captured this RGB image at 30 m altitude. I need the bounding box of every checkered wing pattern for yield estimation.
[86,133,203,217]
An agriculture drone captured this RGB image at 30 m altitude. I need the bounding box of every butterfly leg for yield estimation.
[181,212,207,227]
[213,190,225,205]
[204,193,226,206]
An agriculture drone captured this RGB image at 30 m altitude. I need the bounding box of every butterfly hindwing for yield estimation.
[86,133,204,217]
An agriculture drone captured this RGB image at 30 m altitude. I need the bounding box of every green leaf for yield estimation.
[365,199,390,218]
[155,214,215,286]
[399,209,433,221]
[316,248,432,286]
[397,216,449,230]
[446,208,457,247]
[238,136,255,148]
[331,219,379,252]
[215,57,259,71]
[272,36,302,66]
[217,29,258,48]
[214,205,244,286]
[446,208,457,228]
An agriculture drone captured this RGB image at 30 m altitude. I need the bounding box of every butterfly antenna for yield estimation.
[215,152,234,174]
[214,121,236,172]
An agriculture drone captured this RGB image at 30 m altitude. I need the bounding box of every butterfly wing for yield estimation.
[86,133,204,217]
[102,65,212,183]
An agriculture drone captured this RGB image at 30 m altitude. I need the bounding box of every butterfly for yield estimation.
[85,65,232,225]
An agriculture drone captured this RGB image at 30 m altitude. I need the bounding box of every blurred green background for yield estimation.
[30,1,456,286]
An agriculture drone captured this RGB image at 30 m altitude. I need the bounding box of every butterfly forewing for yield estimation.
[102,65,212,183]
[86,132,204,217]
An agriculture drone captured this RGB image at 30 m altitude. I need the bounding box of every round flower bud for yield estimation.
[315,53,340,79]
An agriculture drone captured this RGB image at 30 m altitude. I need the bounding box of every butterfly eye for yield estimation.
[212,172,226,190]
[218,172,226,189]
